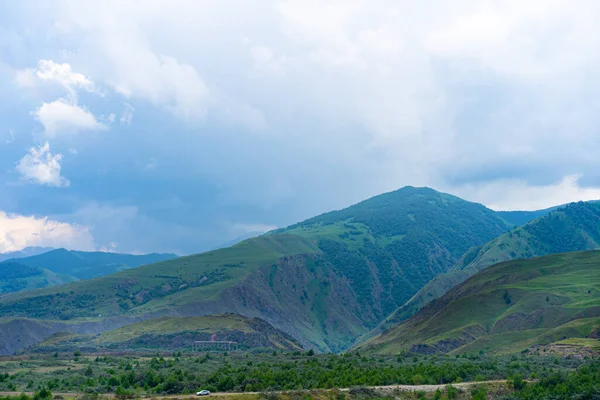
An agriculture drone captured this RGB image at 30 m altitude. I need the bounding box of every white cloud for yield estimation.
[53,1,211,120]
[452,175,600,211]
[16,142,70,187]
[98,241,118,252]
[0,211,94,253]
[34,99,104,137]
[108,52,209,119]
[36,59,96,95]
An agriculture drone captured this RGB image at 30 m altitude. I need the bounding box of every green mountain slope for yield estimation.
[29,314,303,353]
[357,251,600,355]
[364,201,600,341]
[0,261,77,294]
[13,249,178,280]
[0,187,511,354]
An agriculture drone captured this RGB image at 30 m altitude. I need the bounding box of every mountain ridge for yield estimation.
[0,186,512,354]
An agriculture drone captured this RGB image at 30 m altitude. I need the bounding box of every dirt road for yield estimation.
[0,380,509,398]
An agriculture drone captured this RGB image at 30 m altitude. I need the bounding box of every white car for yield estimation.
[196,390,211,396]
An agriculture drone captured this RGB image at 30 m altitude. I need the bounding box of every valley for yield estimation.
[0,187,598,399]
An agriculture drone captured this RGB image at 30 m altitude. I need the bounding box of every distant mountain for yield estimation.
[496,206,559,226]
[0,249,178,295]
[360,201,600,343]
[13,249,178,280]
[0,261,77,294]
[0,247,54,262]
[0,186,512,354]
[356,251,600,355]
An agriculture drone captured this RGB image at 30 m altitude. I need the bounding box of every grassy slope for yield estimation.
[0,187,512,353]
[32,314,303,351]
[0,234,318,318]
[358,251,600,355]
[365,201,600,341]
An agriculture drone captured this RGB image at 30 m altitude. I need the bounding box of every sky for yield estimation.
[1,0,600,255]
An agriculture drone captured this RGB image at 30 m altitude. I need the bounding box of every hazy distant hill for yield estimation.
[0,261,77,294]
[0,247,54,262]
[0,249,178,294]
[13,249,178,280]
[496,206,558,226]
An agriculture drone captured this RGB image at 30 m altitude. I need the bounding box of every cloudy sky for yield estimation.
[1,0,600,255]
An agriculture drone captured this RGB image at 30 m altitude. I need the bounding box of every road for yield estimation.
[0,380,509,398]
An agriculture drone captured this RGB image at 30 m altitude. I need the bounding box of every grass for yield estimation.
[360,251,600,355]
[26,314,304,353]
[0,234,320,319]
[555,338,600,351]
[98,315,256,341]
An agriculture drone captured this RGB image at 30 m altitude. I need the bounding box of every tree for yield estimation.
[33,388,52,400]
[115,385,135,400]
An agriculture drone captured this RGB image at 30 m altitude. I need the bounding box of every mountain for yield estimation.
[0,261,77,294]
[0,247,54,262]
[10,249,178,280]
[356,250,600,355]
[496,206,559,226]
[0,249,178,295]
[361,201,600,341]
[26,314,303,353]
[0,187,512,354]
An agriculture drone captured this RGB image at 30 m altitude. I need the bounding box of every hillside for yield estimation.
[0,249,178,294]
[0,261,77,294]
[0,187,511,354]
[357,251,600,355]
[28,314,302,353]
[363,201,600,341]
[14,249,178,280]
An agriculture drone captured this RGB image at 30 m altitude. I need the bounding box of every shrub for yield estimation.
[115,385,135,400]
[446,385,459,400]
[471,385,487,400]
[33,388,52,400]
[509,375,526,390]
